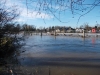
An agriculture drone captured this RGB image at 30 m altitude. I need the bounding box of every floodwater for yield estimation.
[18,35,100,75]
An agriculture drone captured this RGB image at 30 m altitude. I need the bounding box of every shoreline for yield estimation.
[31,32,100,37]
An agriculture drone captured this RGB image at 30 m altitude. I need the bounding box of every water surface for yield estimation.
[18,35,100,75]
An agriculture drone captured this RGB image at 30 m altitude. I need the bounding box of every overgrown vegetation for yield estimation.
[0,1,22,58]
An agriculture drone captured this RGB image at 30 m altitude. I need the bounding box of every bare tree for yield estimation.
[0,0,19,27]
[0,0,19,35]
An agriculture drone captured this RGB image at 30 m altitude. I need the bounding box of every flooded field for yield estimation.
[17,35,100,75]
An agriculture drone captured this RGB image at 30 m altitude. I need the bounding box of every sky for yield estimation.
[4,0,100,28]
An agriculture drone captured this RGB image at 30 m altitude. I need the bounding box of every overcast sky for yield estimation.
[5,0,100,28]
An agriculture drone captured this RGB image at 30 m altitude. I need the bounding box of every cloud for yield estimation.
[20,8,53,20]
[5,0,53,22]
[14,18,26,22]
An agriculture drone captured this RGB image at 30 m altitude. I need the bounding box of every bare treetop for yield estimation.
[25,0,100,23]
[0,0,19,27]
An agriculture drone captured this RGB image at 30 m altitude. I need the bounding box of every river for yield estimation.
[17,35,100,75]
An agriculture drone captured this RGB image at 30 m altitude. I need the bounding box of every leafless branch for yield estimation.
[0,1,19,27]
[24,0,100,23]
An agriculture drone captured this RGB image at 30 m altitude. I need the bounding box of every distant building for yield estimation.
[66,28,75,33]
[55,27,75,33]
[75,28,84,33]
[87,30,91,33]
[55,29,60,33]
[92,28,96,33]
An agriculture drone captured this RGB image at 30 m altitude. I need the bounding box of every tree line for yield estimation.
[12,23,100,33]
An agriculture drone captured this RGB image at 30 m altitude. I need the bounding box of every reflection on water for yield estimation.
[10,35,100,75]
[21,35,100,54]
[92,37,96,45]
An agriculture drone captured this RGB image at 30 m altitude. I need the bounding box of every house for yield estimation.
[75,28,84,33]
[55,29,60,33]
[55,27,75,33]
[92,28,96,33]
[55,28,66,33]
[66,28,75,33]
[87,30,91,33]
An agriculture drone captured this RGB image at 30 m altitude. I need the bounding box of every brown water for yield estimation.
[16,66,100,75]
